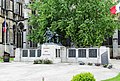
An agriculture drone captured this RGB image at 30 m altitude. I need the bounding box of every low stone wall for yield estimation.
[15,46,110,64]
[15,44,64,63]
[66,47,110,64]
[14,48,41,62]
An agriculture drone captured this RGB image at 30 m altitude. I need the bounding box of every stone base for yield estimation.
[41,43,62,63]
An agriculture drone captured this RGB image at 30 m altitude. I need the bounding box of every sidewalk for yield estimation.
[110,59,120,72]
[0,60,119,81]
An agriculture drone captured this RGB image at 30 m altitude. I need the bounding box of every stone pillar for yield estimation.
[14,48,21,62]
[61,46,67,63]
[23,0,29,48]
[113,30,118,58]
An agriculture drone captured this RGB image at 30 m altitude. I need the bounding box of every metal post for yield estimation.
[42,77,44,81]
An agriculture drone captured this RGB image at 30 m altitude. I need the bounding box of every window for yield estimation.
[15,3,23,17]
[22,50,28,57]
[12,0,14,12]
[89,49,97,58]
[78,49,86,58]
[13,25,16,44]
[1,0,5,15]
[68,49,76,57]
[30,50,35,57]
[6,0,10,10]
[56,49,60,57]
[2,0,5,9]
[15,3,19,14]
[37,50,41,57]
[0,0,1,7]
[19,3,23,16]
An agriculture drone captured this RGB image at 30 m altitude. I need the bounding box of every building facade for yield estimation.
[0,0,30,56]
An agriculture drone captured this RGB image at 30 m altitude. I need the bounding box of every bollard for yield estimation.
[42,77,44,81]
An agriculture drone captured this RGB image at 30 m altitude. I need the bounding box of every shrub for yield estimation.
[71,72,96,81]
[43,59,53,64]
[33,59,43,64]
[0,56,3,62]
[33,59,53,64]
[103,64,108,68]
[0,56,3,59]
[88,62,93,66]
[33,60,37,64]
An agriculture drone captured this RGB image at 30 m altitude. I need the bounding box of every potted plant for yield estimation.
[107,64,112,69]
[95,63,101,66]
[79,61,85,65]
[103,64,108,68]
[88,62,93,66]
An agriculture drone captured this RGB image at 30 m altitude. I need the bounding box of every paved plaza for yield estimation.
[0,60,120,81]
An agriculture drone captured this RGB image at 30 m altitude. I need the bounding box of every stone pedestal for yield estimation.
[41,43,63,63]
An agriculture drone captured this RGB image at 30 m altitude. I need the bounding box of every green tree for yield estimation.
[28,0,119,47]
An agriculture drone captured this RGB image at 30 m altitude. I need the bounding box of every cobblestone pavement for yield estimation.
[0,60,119,81]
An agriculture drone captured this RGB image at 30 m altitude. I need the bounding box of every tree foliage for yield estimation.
[28,0,119,47]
